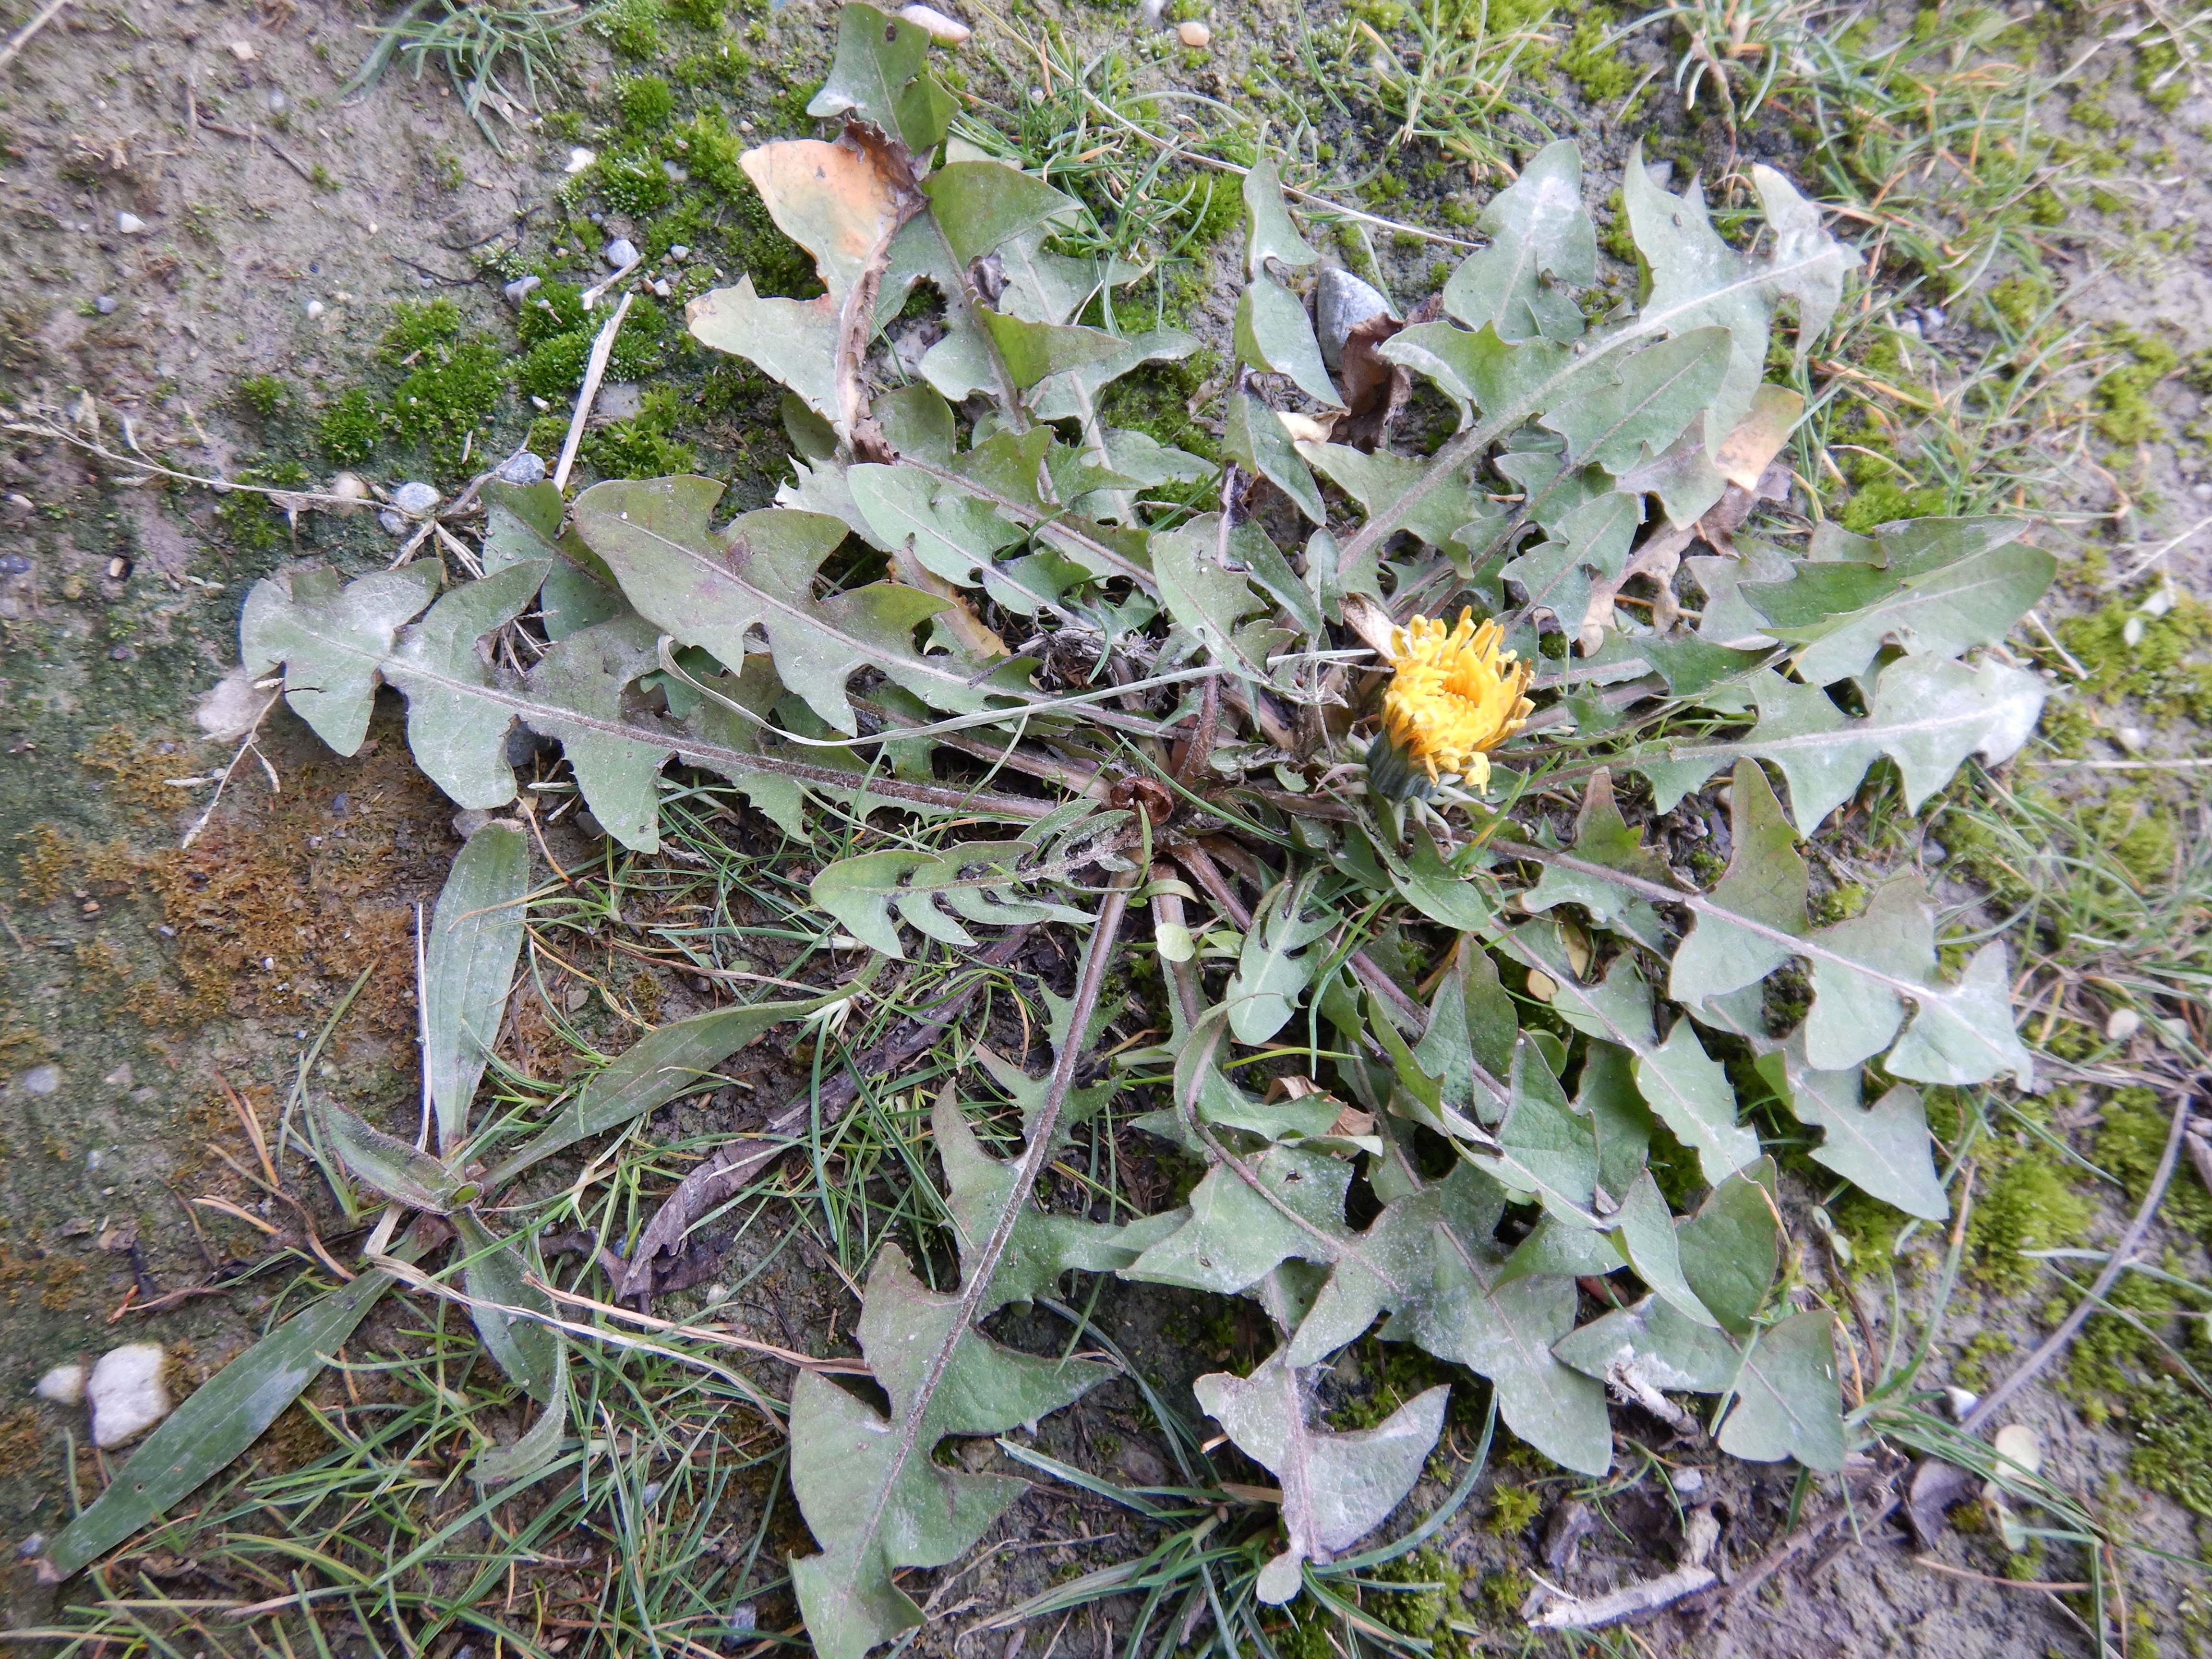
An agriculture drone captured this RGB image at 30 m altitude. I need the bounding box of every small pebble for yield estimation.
[116,211,145,235]
[1028,86,1046,104]
[393,480,440,517]
[377,508,407,535]
[34,1362,85,1407]
[1177,19,1211,45]
[565,147,596,174]
[265,88,287,114]
[650,278,671,299]
[604,237,639,269]
[1141,0,1166,22]
[2192,481,2212,502]
[328,471,370,506]
[16,1534,43,1560]
[727,1605,757,1636]
[669,243,689,260]
[305,299,325,319]
[1673,1468,1705,1495]
[2106,1008,2143,1041]
[102,1062,133,1088]
[504,273,542,304]
[1992,1422,2043,1478]
[95,294,117,315]
[0,553,27,574]
[1315,266,1392,371]
[495,451,547,485]
[88,1344,171,1448]
[1922,841,1946,864]
[2116,724,2149,753]
[899,3,971,43]
[21,1065,60,1096]
[1942,1385,1979,1420]
[227,39,256,61]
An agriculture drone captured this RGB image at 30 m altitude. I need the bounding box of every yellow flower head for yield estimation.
[1373,611,1533,793]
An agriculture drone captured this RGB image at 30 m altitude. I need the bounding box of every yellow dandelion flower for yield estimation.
[1366,611,1534,799]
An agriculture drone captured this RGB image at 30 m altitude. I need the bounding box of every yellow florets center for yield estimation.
[1380,611,1534,789]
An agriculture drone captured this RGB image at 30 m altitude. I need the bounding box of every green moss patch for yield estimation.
[2092,326,2179,446]
[1969,1142,2092,1292]
[2056,591,2212,724]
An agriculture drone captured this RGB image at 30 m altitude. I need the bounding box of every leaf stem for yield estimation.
[850,867,1140,1553]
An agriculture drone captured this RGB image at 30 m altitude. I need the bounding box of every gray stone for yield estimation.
[21,1064,60,1095]
[116,211,146,235]
[605,236,639,269]
[393,480,440,517]
[1315,266,1393,371]
[95,294,117,315]
[504,273,542,304]
[495,450,547,485]
[505,725,558,767]
[378,507,407,535]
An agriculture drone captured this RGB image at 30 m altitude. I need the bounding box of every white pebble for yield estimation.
[669,243,690,261]
[1943,1385,1978,1420]
[35,1362,85,1407]
[1992,1422,2044,1478]
[305,299,325,319]
[2105,1008,2143,1041]
[116,212,146,235]
[393,481,440,517]
[327,472,370,508]
[377,508,407,535]
[1672,1467,1705,1495]
[650,278,671,299]
[1177,19,1211,45]
[87,1345,171,1448]
[900,3,971,44]
[605,237,639,269]
[565,147,596,174]
[20,1065,60,1096]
